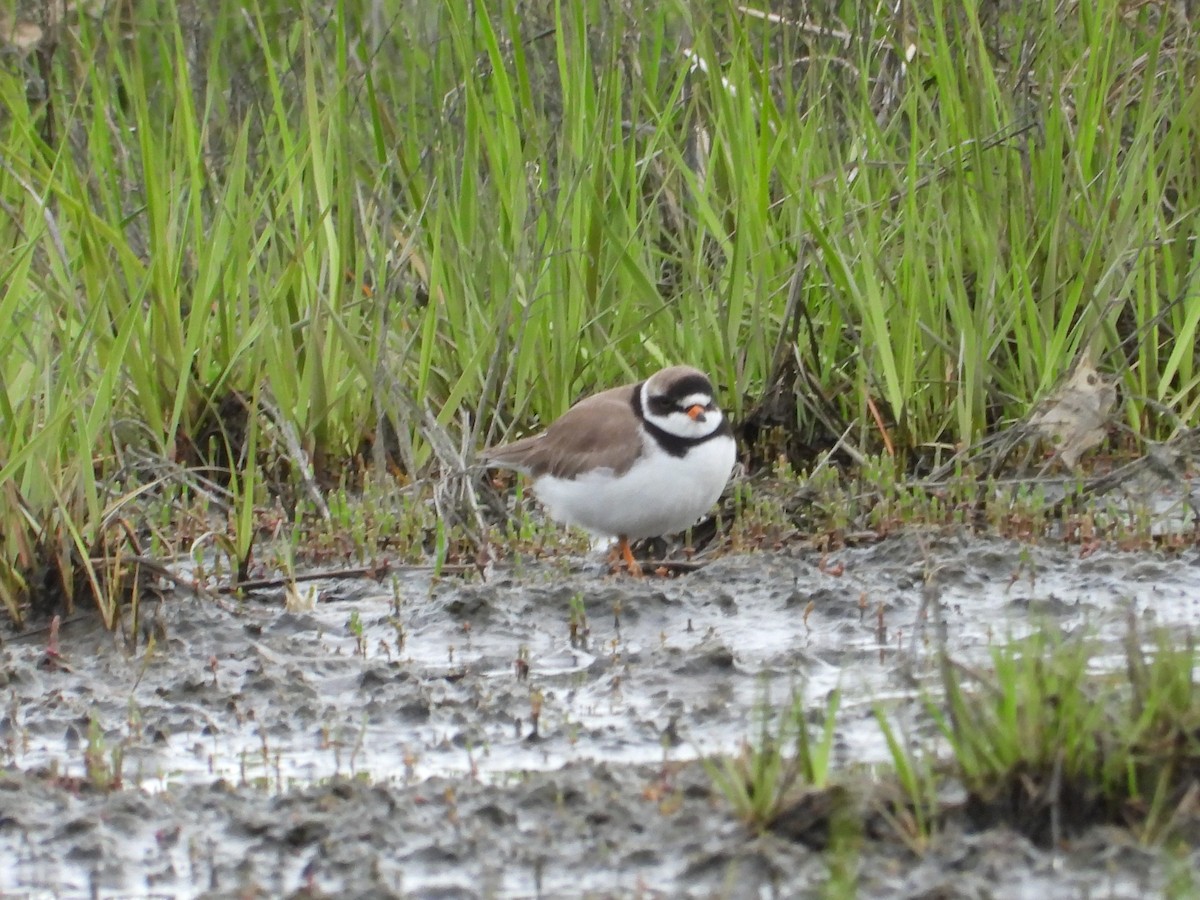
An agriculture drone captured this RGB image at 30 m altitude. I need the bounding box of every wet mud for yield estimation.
[3,530,1199,897]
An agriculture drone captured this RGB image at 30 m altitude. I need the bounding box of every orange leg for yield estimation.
[618,536,643,577]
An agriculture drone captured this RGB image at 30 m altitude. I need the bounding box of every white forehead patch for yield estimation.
[677,392,713,408]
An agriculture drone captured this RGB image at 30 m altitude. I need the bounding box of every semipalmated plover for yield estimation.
[482,365,736,574]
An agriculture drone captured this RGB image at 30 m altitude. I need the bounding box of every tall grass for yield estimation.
[0,0,1197,622]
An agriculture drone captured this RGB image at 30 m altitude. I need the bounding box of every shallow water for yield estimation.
[2,530,1199,897]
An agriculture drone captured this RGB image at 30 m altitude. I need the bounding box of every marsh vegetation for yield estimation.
[1,0,1199,894]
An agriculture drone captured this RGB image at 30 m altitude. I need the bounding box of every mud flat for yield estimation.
[2,530,1199,897]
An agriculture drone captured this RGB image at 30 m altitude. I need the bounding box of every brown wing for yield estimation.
[481,384,643,479]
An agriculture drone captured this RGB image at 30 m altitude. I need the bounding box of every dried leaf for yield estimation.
[1,18,43,51]
[1029,360,1118,468]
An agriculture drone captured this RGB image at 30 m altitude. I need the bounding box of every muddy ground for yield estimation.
[2,529,1200,897]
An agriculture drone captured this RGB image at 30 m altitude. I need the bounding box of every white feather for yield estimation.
[531,431,735,540]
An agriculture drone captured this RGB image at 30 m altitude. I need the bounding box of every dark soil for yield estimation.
[2,530,1199,897]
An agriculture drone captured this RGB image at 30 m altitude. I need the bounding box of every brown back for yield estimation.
[481,383,643,479]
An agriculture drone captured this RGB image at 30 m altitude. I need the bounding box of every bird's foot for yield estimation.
[609,536,644,577]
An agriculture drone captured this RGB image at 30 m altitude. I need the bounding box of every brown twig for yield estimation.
[219,561,476,595]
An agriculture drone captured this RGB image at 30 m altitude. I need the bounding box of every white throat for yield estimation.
[641,382,725,439]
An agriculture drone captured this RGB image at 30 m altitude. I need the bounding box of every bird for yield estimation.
[481,365,736,575]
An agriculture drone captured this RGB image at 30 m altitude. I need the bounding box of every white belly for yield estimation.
[531,436,735,539]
